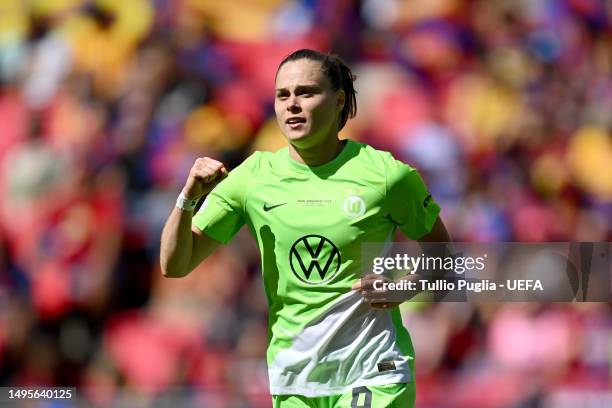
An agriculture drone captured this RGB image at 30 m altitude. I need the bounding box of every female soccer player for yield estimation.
[160,49,450,407]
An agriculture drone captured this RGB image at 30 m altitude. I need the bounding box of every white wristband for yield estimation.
[176,192,199,211]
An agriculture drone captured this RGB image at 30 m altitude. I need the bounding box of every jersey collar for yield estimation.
[285,139,357,176]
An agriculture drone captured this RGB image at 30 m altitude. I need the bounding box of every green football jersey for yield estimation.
[193,140,440,396]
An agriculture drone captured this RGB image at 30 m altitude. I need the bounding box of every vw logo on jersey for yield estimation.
[343,195,366,218]
[289,235,341,285]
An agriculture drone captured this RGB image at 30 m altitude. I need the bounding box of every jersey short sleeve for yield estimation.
[385,156,440,240]
[192,153,258,244]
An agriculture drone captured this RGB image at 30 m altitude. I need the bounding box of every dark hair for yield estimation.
[277,49,357,131]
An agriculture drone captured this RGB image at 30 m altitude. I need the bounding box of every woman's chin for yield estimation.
[285,129,312,143]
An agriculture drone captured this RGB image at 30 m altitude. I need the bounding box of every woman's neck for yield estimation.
[289,138,345,167]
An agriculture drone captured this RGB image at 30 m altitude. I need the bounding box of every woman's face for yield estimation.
[274,59,344,148]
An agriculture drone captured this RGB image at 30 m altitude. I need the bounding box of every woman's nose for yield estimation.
[287,97,301,112]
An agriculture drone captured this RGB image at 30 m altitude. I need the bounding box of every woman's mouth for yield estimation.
[286,117,306,129]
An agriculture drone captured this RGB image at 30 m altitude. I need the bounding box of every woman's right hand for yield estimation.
[182,157,228,200]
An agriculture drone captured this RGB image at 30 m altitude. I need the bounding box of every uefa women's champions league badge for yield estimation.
[343,188,366,219]
[196,184,222,214]
[196,196,210,214]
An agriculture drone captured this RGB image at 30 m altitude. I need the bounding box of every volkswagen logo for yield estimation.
[289,235,341,285]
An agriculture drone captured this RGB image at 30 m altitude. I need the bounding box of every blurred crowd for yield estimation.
[0,0,611,406]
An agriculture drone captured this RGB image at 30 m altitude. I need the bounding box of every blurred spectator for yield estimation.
[0,1,610,406]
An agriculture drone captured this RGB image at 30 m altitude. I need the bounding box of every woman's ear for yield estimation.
[336,89,346,112]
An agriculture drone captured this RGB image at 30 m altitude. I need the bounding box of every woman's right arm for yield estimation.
[160,157,227,278]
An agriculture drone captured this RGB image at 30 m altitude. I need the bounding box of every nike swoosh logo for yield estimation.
[263,203,287,212]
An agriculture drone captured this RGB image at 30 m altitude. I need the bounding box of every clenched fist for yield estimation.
[182,157,228,200]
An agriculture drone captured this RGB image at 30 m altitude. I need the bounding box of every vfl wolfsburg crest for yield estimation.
[343,188,366,219]
[289,235,341,284]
